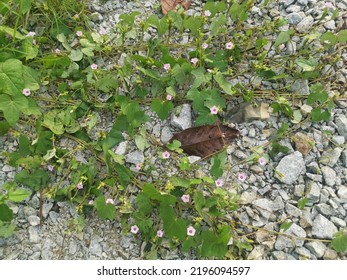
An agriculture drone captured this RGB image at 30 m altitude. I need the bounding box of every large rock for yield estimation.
[312,214,338,239]
[171,104,192,130]
[275,151,306,184]
[274,223,306,250]
[225,102,270,123]
[335,115,347,137]
[296,16,314,33]
[321,166,337,186]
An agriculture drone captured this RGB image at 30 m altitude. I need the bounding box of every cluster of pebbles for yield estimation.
[0,0,346,259]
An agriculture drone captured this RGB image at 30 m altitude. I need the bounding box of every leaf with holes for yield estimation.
[170,123,239,158]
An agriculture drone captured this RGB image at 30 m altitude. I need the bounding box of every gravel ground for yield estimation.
[0,0,347,260]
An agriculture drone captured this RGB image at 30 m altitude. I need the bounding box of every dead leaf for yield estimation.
[161,0,192,15]
[170,123,239,158]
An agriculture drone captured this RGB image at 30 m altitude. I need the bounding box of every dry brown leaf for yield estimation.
[161,0,192,15]
[170,123,239,158]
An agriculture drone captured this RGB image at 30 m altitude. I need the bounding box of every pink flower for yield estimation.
[207,69,213,73]
[238,172,247,182]
[204,10,211,17]
[22,88,31,96]
[157,230,164,238]
[279,44,285,50]
[258,157,267,166]
[55,48,61,54]
[181,194,190,203]
[325,2,334,8]
[91,63,98,70]
[202,42,208,49]
[210,105,219,115]
[166,94,173,101]
[47,165,54,172]
[76,182,83,189]
[162,151,170,159]
[131,225,139,234]
[76,30,83,37]
[226,42,234,50]
[135,162,142,170]
[163,63,171,71]
[88,199,94,205]
[106,198,114,204]
[227,237,233,245]
[187,226,196,236]
[215,178,224,187]
[26,31,36,37]
[190,57,199,65]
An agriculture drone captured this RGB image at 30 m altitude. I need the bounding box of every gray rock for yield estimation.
[297,0,308,5]
[225,102,270,123]
[306,242,327,258]
[300,209,313,228]
[330,216,346,228]
[324,20,336,30]
[240,191,257,205]
[337,186,347,203]
[170,104,192,130]
[275,223,306,250]
[252,198,274,218]
[323,248,338,260]
[294,184,305,197]
[69,239,78,255]
[284,0,296,7]
[331,135,345,145]
[305,180,321,203]
[247,246,265,260]
[115,141,128,155]
[286,203,302,217]
[125,150,144,164]
[316,203,337,216]
[300,104,312,116]
[49,211,59,223]
[89,235,103,257]
[321,166,337,186]
[27,215,40,226]
[319,148,342,167]
[296,247,314,259]
[41,239,53,259]
[42,202,53,219]
[273,196,285,211]
[312,214,338,239]
[287,13,303,25]
[342,150,347,167]
[335,115,347,137]
[275,151,306,184]
[188,156,201,163]
[1,164,15,172]
[28,227,40,243]
[286,5,301,13]
[286,41,297,55]
[160,126,173,144]
[296,16,314,33]
[292,79,309,95]
[272,251,296,260]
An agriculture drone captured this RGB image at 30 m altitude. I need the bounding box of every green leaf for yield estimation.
[0,59,24,95]
[0,204,13,221]
[135,134,148,152]
[296,57,318,72]
[43,110,64,135]
[8,188,31,202]
[151,100,173,120]
[170,176,190,188]
[94,195,116,220]
[0,221,16,238]
[142,183,161,200]
[172,63,191,86]
[214,72,235,95]
[297,197,309,210]
[210,150,227,179]
[191,68,212,88]
[135,193,153,215]
[307,83,328,105]
[337,30,347,43]
[0,94,28,126]
[201,230,228,258]
[183,16,203,35]
[0,25,25,40]
[114,163,132,186]
[96,75,118,93]
[194,190,205,216]
[280,221,293,232]
[210,14,227,35]
[320,31,338,45]
[274,30,294,48]
[203,1,226,16]
[22,38,38,60]
[69,49,83,61]
[137,66,160,80]
[310,108,331,122]
[0,120,10,135]
[331,230,347,253]
[14,169,48,191]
